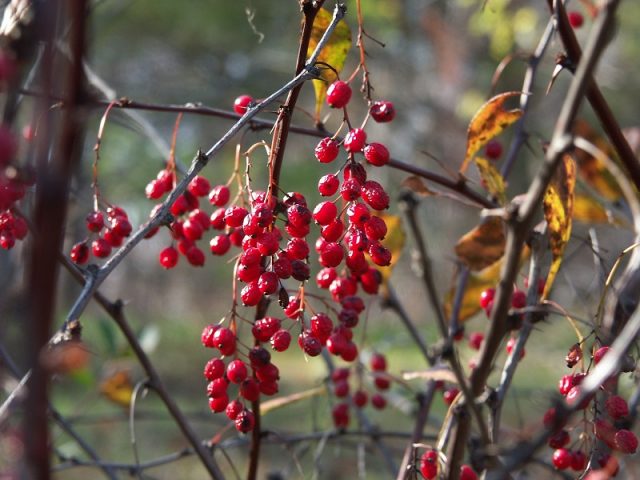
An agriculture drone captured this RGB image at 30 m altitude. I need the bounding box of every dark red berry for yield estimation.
[371,393,386,409]
[571,451,587,471]
[185,246,205,266]
[370,352,386,371]
[614,429,638,454]
[353,390,368,407]
[606,395,630,419]
[91,238,112,258]
[484,139,503,159]
[370,101,395,123]
[443,387,459,405]
[235,409,255,433]
[361,180,389,210]
[363,142,390,166]
[593,346,610,364]
[459,465,478,480]
[85,211,104,233]
[271,329,292,352]
[70,241,90,264]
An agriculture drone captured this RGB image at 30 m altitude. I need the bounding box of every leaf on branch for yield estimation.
[542,155,576,299]
[377,214,406,288]
[454,217,505,271]
[402,366,457,384]
[306,8,352,119]
[460,91,523,173]
[475,156,507,204]
[572,119,623,202]
[100,370,134,408]
[40,341,90,374]
[261,386,326,415]
[402,176,436,196]
[444,246,530,322]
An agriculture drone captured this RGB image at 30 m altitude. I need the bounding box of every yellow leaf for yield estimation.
[573,193,610,224]
[573,119,623,202]
[377,214,405,287]
[444,246,530,322]
[306,8,352,119]
[542,155,576,299]
[454,217,505,271]
[475,156,507,204]
[460,92,523,173]
[100,370,133,408]
[261,386,326,415]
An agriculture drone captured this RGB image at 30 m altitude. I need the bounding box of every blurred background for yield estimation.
[2,0,640,478]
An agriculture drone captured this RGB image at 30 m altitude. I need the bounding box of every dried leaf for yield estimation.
[455,217,505,271]
[573,193,610,224]
[100,370,133,408]
[475,156,507,204]
[402,176,436,196]
[306,8,352,119]
[460,91,523,173]
[261,386,325,415]
[444,246,530,322]
[40,341,90,374]
[377,214,405,287]
[573,119,623,202]
[402,366,457,384]
[542,155,576,299]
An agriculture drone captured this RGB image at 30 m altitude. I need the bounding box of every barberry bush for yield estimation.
[2,1,640,479]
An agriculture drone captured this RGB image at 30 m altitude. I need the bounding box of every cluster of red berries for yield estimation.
[418,449,478,480]
[69,206,133,264]
[330,352,390,428]
[0,124,29,250]
[543,345,638,476]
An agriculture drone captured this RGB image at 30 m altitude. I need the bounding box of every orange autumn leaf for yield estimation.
[401,176,436,196]
[306,8,351,120]
[41,341,90,374]
[475,156,507,204]
[572,119,623,202]
[455,217,505,271]
[460,92,523,173]
[100,370,134,408]
[542,155,576,299]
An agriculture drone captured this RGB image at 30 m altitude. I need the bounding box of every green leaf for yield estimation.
[306,8,352,119]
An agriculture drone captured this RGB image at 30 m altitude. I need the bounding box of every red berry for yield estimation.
[233,95,253,115]
[552,448,572,470]
[614,429,638,454]
[368,242,391,267]
[311,313,333,343]
[204,358,225,380]
[343,129,367,153]
[459,465,478,480]
[571,451,587,471]
[419,450,438,479]
[257,271,279,295]
[468,332,484,350]
[484,139,503,159]
[70,241,90,264]
[224,206,248,227]
[225,399,244,420]
[319,242,344,268]
[91,238,112,258]
[332,402,350,428]
[361,180,389,210]
[188,175,211,197]
[593,346,610,364]
[326,80,352,108]
[606,395,630,419]
[210,235,231,256]
[370,352,387,371]
[313,201,338,226]
[333,379,349,397]
[374,374,390,390]
[353,390,368,407]
[369,101,395,123]
[207,377,229,397]
[185,246,205,266]
[208,394,229,413]
[558,374,575,396]
[565,386,591,410]
[271,329,292,352]
[235,409,255,433]
[209,185,230,206]
[85,211,104,233]
[315,137,340,163]
[511,289,526,309]
[548,429,570,449]
[443,387,459,405]
[371,392,386,409]
[568,11,584,29]
[340,177,362,201]
[239,378,260,402]
[363,142,390,167]
[479,288,495,309]
[252,317,281,342]
[159,246,179,269]
[318,173,340,196]
[226,360,248,385]
[506,337,524,359]
[212,327,236,356]
[241,282,262,306]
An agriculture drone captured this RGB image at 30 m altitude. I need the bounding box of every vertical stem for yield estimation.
[25,1,87,478]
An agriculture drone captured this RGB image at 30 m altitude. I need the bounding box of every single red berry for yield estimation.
[333,379,349,397]
[479,288,495,309]
[226,359,248,384]
[340,177,362,201]
[159,246,179,269]
[188,175,211,197]
[568,11,584,29]
[207,377,229,397]
[326,80,352,108]
[593,346,610,364]
[241,282,262,306]
[252,317,281,342]
[70,241,90,264]
[273,256,293,279]
[212,327,236,356]
[353,390,368,407]
[371,393,386,410]
[85,211,104,233]
[374,374,390,390]
[606,395,630,419]
[363,142,390,167]
[271,329,292,352]
[343,129,367,153]
[443,387,459,405]
[558,374,575,396]
[313,201,338,226]
[233,95,253,115]
[469,332,484,350]
[370,101,395,123]
[565,386,592,410]
[315,137,340,163]
[332,402,350,428]
[614,429,638,454]
[318,173,340,196]
[321,219,344,242]
[361,180,389,210]
[300,333,322,357]
[239,378,260,402]
[506,337,525,359]
[552,448,572,470]
[368,242,392,267]
[225,399,244,420]
[208,394,229,413]
[459,465,478,480]
[419,450,438,479]
[185,246,205,266]
[370,352,387,371]
[209,185,230,206]
[319,242,344,268]
[257,271,279,295]
[91,238,112,258]
[571,451,587,471]
[548,429,570,449]
[363,216,387,241]
[484,139,503,159]
[235,409,255,433]
[204,358,225,380]
[511,289,526,309]
[182,218,203,241]
[224,206,248,228]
